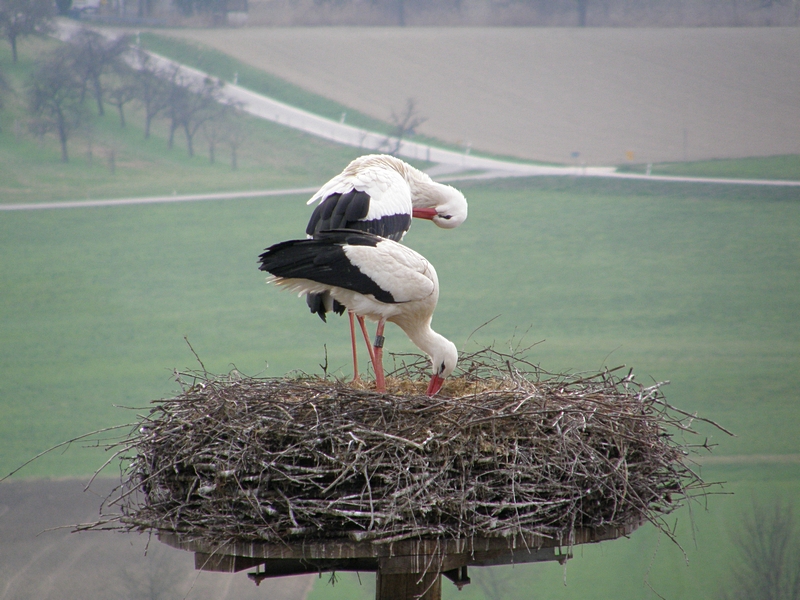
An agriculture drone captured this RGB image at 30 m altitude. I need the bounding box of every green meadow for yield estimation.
[618,154,800,181]
[2,33,800,600]
[0,37,371,204]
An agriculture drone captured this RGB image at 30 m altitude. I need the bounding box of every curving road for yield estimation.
[11,19,793,214]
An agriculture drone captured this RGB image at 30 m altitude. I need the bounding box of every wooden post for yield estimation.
[376,570,441,600]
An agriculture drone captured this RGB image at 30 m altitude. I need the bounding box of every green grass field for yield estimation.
[618,154,800,180]
[2,175,798,599]
[2,33,799,600]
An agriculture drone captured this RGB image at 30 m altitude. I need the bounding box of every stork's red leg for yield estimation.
[373,319,386,392]
[356,315,376,365]
[349,311,359,381]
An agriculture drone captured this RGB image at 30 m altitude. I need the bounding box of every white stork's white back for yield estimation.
[259,230,458,395]
[305,154,468,241]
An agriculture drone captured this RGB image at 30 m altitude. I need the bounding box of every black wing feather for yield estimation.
[306,190,409,241]
[306,191,372,236]
[259,230,395,305]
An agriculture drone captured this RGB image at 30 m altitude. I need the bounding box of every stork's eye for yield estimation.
[439,214,452,220]
[438,361,446,374]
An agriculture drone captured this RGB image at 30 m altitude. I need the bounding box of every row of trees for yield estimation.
[252,0,800,27]
[22,28,244,164]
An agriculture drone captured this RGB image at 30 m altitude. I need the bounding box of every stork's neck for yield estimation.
[399,319,446,359]
[397,319,458,381]
[401,318,438,353]
[370,156,437,197]
[407,177,448,208]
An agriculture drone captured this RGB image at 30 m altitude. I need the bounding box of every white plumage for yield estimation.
[305,154,468,240]
[301,155,467,385]
[259,231,457,395]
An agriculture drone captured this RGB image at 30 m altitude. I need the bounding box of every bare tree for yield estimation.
[68,28,129,117]
[576,0,588,25]
[55,0,72,15]
[475,566,515,599]
[225,114,247,171]
[719,498,800,600]
[165,67,226,157]
[0,0,54,63]
[201,105,242,164]
[27,48,85,162]
[382,97,427,156]
[106,63,138,128]
[201,117,222,164]
[131,49,169,139]
[389,0,408,25]
[224,107,247,170]
[136,0,155,17]
[117,545,188,600]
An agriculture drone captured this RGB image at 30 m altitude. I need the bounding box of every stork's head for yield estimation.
[426,338,458,396]
[412,184,468,230]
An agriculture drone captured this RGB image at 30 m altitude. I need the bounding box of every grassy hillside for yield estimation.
[0,37,369,204]
[2,34,799,600]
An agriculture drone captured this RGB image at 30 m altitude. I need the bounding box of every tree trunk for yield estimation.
[92,77,104,116]
[168,120,178,149]
[117,104,126,127]
[576,0,588,26]
[184,123,194,157]
[11,35,18,63]
[57,112,69,163]
[230,144,237,171]
[145,111,154,139]
[396,0,406,26]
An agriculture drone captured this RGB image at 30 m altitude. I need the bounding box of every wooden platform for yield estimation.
[159,520,640,598]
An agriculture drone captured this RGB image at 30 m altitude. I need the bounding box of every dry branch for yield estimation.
[86,347,725,549]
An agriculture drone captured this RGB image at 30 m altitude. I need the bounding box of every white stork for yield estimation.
[304,154,467,381]
[259,230,458,396]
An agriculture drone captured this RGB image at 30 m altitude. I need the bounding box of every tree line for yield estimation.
[29,29,243,164]
[248,0,800,27]
[0,6,245,166]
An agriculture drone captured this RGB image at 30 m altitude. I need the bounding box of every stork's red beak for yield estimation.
[412,207,438,220]
[426,374,445,396]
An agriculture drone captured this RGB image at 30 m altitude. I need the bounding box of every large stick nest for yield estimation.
[99,348,721,547]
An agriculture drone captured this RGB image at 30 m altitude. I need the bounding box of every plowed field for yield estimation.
[166,27,800,164]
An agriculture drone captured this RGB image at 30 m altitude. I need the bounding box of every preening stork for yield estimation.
[304,154,467,381]
[259,230,458,396]
[305,154,468,241]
